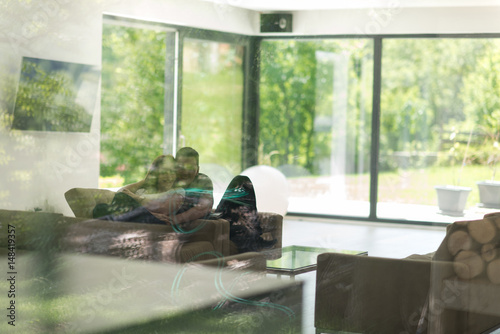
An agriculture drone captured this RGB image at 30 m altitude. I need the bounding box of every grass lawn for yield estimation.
[377,165,493,207]
[288,165,495,209]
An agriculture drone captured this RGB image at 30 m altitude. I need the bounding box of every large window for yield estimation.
[379,38,500,223]
[259,39,373,217]
[100,18,500,224]
[180,37,246,202]
[259,37,500,224]
[100,20,174,186]
[100,19,247,204]
[180,38,245,175]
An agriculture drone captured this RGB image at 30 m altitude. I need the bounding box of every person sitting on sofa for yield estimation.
[93,154,185,224]
[93,147,275,252]
[169,147,214,225]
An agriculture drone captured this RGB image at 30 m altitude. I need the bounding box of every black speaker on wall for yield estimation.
[260,13,293,33]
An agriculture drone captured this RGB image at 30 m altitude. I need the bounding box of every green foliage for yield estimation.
[259,39,372,174]
[461,40,500,180]
[100,32,500,192]
[100,24,167,185]
[260,40,317,171]
[380,39,484,164]
[379,38,500,179]
[180,39,244,174]
[377,165,492,208]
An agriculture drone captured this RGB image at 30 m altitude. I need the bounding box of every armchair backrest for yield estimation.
[315,252,434,334]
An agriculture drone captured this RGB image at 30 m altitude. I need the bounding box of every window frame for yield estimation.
[257,33,500,227]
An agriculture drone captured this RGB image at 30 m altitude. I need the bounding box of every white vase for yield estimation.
[476,180,500,209]
[435,185,472,216]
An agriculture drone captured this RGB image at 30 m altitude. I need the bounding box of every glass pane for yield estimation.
[267,245,367,272]
[379,38,500,223]
[259,39,373,217]
[100,24,167,187]
[181,38,245,201]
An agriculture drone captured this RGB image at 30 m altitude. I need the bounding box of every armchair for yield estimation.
[315,252,443,334]
[314,213,500,334]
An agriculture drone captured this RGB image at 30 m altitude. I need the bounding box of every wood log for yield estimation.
[468,219,496,244]
[447,230,473,256]
[453,250,485,280]
[485,216,500,230]
[484,212,500,219]
[487,258,500,284]
[454,220,469,227]
[481,243,498,262]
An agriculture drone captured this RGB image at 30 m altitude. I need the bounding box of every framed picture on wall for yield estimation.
[11,57,100,133]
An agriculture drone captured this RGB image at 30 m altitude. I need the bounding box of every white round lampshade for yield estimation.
[241,165,290,216]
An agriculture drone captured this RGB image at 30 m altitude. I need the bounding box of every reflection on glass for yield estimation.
[12,57,99,133]
[379,38,500,222]
[181,38,244,175]
[259,39,373,217]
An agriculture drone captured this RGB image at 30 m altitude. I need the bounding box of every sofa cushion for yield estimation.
[65,188,115,218]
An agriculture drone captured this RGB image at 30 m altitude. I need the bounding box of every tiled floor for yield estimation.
[279,216,447,334]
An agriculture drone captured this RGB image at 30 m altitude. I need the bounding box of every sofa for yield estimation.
[0,208,270,275]
[63,187,283,260]
[315,213,500,334]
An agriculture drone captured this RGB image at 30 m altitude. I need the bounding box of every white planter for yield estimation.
[435,185,472,216]
[476,180,500,209]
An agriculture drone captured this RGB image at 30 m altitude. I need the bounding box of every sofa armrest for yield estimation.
[0,209,79,250]
[258,212,283,257]
[64,188,115,218]
[258,212,282,233]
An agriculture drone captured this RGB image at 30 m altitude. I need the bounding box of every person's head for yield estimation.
[145,155,176,192]
[175,147,199,185]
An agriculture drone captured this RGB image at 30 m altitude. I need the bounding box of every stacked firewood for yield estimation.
[447,215,500,283]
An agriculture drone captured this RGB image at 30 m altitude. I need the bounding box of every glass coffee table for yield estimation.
[266,245,368,279]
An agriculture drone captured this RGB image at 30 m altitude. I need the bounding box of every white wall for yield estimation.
[291,6,500,36]
[1,0,499,215]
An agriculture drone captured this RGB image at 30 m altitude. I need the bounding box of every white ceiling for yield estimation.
[200,0,500,11]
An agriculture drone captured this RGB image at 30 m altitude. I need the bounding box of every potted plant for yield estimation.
[435,128,473,216]
[476,130,500,209]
